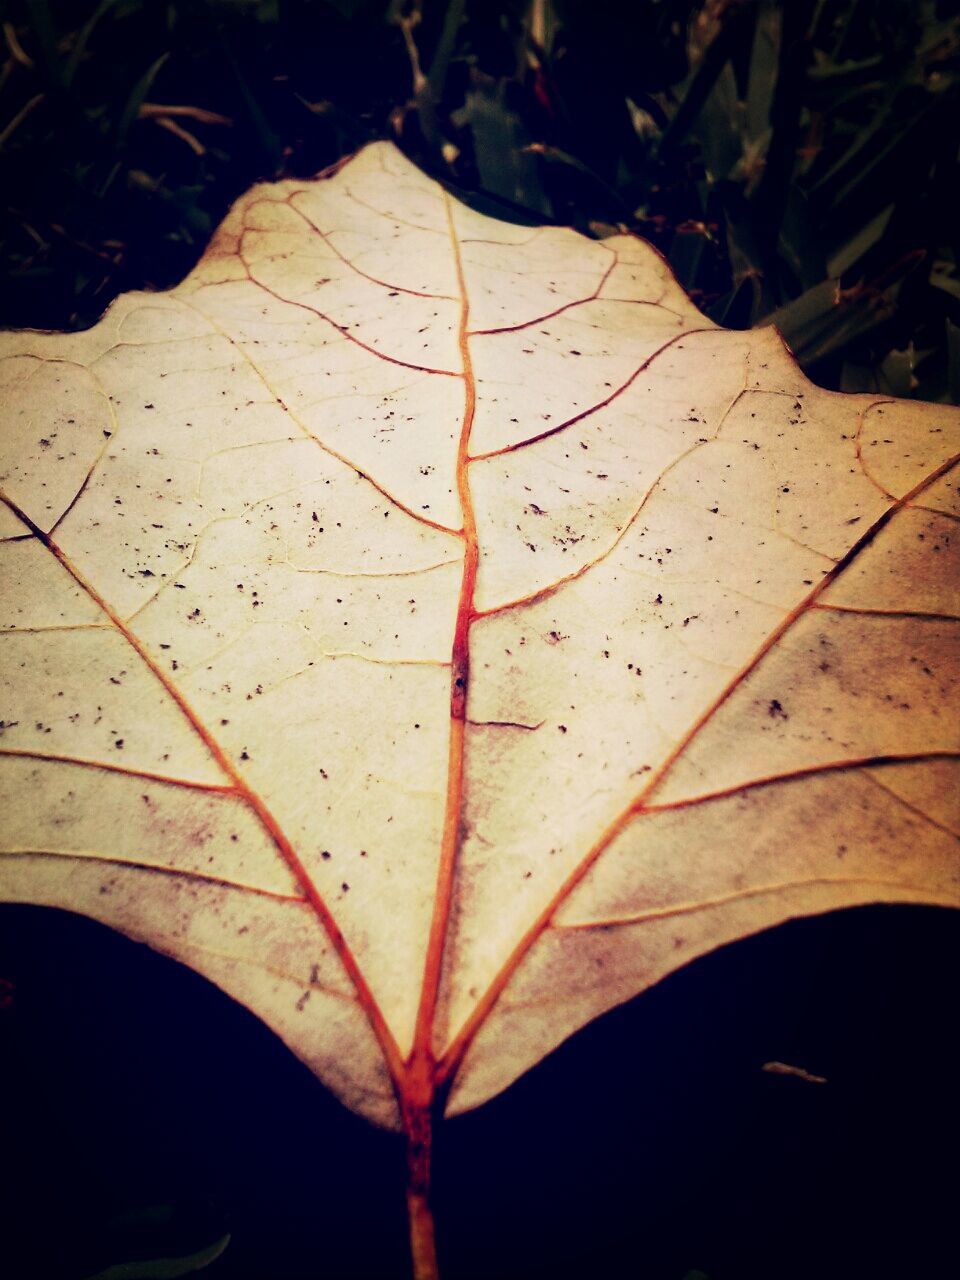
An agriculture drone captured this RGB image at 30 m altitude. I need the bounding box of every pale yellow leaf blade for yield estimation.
[0,142,956,1139]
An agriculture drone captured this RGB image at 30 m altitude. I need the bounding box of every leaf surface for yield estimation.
[1,143,958,1134]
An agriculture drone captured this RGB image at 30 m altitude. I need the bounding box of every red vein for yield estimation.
[811,602,960,623]
[469,327,715,461]
[3,848,307,903]
[409,192,478,1077]
[467,244,617,336]
[0,488,405,1087]
[909,503,960,521]
[313,148,365,184]
[0,746,236,792]
[343,183,448,237]
[235,267,460,379]
[49,456,103,537]
[466,719,544,732]
[436,450,960,1089]
[17,362,118,539]
[50,396,117,536]
[283,192,457,300]
[472,296,686,340]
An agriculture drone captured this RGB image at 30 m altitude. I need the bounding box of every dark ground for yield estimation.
[1,902,957,1279]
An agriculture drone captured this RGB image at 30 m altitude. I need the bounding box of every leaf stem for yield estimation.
[404,1083,440,1280]
[407,1183,439,1280]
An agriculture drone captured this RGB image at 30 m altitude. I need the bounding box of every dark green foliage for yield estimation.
[1,0,958,400]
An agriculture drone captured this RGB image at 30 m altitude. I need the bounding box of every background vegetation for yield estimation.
[1,0,959,401]
[2,903,957,1278]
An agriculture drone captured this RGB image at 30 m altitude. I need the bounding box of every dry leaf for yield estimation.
[1,142,957,1277]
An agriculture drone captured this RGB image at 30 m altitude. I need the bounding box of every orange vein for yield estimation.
[639,451,960,808]
[4,848,307,903]
[859,766,960,838]
[343,183,449,237]
[409,191,478,1068]
[1,623,112,634]
[473,389,749,620]
[0,746,236,792]
[639,750,960,815]
[853,397,898,499]
[435,802,636,1088]
[177,296,462,539]
[178,937,357,1004]
[436,450,960,1089]
[555,875,952,932]
[460,230,547,248]
[0,488,405,1087]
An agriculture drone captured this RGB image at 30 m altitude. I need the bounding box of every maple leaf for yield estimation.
[1,142,958,1278]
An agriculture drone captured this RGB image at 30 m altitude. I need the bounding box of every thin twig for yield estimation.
[2,22,33,69]
[0,92,44,149]
[153,115,206,155]
[139,101,233,126]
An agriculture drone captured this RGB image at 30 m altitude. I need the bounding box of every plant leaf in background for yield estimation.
[83,1201,230,1280]
[1,1,958,401]
[1,144,957,1278]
